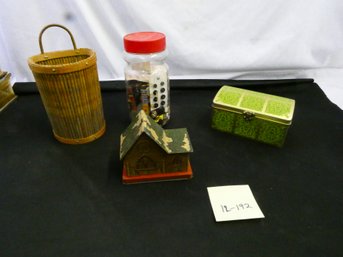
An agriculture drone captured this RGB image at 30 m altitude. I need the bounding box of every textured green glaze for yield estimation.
[215,91,241,106]
[265,100,292,117]
[211,109,235,132]
[211,86,295,147]
[233,115,260,139]
[240,95,265,111]
[257,120,288,146]
[212,108,289,147]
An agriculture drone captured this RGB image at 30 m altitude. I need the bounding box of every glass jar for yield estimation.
[123,32,170,125]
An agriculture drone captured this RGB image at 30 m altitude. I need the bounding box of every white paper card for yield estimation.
[207,185,265,222]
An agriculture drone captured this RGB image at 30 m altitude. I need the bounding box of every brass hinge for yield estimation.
[243,111,255,121]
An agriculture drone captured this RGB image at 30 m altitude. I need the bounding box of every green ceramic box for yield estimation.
[211,85,295,147]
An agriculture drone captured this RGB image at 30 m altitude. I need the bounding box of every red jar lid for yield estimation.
[123,32,166,54]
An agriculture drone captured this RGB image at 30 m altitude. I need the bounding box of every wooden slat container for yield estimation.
[28,24,105,144]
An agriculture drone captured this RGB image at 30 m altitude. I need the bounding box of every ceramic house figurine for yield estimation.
[120,110,193,184]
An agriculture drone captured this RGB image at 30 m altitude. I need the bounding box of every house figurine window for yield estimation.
[135,156,156,174]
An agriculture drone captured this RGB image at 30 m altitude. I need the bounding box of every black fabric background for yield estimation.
[1,79,342,257]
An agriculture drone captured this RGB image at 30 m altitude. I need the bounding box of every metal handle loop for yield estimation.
[38,24,77,54]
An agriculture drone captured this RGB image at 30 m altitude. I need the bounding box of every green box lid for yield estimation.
[212,85,295,124]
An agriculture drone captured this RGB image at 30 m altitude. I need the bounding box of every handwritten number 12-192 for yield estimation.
[221,203,252,213]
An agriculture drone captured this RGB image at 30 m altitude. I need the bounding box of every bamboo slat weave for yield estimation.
[28,24,105,144]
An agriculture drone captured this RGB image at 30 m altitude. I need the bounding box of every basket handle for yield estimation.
[39,24,77,54]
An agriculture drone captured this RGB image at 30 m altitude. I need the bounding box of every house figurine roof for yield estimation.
[120,110,193,160]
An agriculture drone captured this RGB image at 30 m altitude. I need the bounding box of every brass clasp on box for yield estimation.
[243,111,255,121]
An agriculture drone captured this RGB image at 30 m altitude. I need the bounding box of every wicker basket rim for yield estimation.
[28,48,97,74]
[28,48,95,66]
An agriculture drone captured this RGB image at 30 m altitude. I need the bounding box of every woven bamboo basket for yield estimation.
[28,24,105,144]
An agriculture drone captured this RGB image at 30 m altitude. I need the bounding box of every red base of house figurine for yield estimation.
[122,161,193,184]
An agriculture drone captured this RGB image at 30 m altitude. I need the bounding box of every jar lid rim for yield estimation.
[124,32,166,54]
